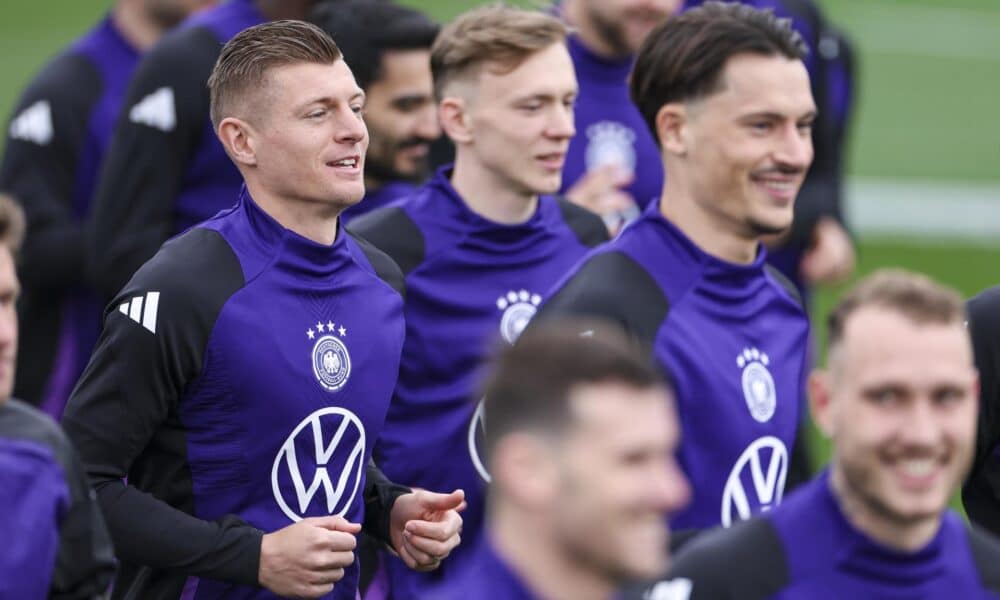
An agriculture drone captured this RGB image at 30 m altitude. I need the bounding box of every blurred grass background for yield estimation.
[1,1,997,475]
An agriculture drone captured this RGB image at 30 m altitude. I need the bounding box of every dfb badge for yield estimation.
[737,347,776,423]
[306,320,351,392]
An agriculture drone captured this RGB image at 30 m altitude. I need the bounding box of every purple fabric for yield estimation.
[0,437,69,599]
[341,181,420,224]
[178,188,405,599]
[374,167,598,598]
[560,34,664,210]
[769,471,1000,598]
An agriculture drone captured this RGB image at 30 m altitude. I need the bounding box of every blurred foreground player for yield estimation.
[310,0,441,222]
[640,270,1000,599]
[537,1,814,531]
[350,6,607,597]
[963,285,1000,535]
[88,0,323,301]
[436,322,690,600]
[63,21,461,600]
[0,194,115,599]
[0,0,215,415]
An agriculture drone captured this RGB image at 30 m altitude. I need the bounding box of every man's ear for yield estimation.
[491,433,559,509]
[808,369,835,438]
[655,102,688,157]
[217,116,258,167]
[439,95,473,146]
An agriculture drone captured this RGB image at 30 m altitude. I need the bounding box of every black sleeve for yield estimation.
[2,400,117,599]
[963,286,1000,535]
[87,26,220,301]
[555,197,610,248]
[347,226,408,299]
[363,460,412,547]
[532,251,669,358]
[0,52,101,291]
[62,228,263,586]
[626,518,788,600]
[967,525,1000,592]
[347,206,425,278]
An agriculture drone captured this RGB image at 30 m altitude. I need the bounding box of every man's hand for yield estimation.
[565,164,638,235]
[258,516,361,599]
[801,217,856,285]
[389,489,465,572]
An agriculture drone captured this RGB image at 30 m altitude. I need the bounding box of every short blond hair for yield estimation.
[827,269,967,351]
[208,20,342,127]
[430,4,568,100]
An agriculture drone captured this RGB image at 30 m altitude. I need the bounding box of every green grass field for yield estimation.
[1,0,997,477]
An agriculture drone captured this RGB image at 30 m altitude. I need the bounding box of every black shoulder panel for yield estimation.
[534,251,668,358]
[764,263,804,309]
[347,206,425,277]
[657,517,789,600]
[967,525,1000,592]
[555,197,611,248]
[347,229,406,300]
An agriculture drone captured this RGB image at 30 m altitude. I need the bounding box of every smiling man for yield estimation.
[349,5,607,598]
[537,1,814,533]
[637,270,1000,599]
[308,0,441,223]
[63,21,462,600]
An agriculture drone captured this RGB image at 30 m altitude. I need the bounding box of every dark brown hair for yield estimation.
[430,4,567,101]
[208,19,342,127]
[827,269,967,351]
[630,1,807,143]
[481,319,666,458]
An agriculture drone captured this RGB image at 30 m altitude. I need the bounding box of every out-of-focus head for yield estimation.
[631,2,815,238]
[141,0,218,29]
[310,0,440,187]
[483,321,690,583]
[811,270,976,547]
[0,195,23,404]
[563,0,680,58]
[432,5,577,197]
[209,20,368,212]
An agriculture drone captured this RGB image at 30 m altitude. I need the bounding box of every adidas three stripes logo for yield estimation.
[119,292,160,334]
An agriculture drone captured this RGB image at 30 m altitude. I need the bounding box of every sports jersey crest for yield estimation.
[496,289,542,344]
[584,120,637,173]
[737,347,776,423]
[307,321,351,392]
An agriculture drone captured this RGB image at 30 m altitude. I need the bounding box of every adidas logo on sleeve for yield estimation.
[119,292,160,334]
[9,100,53,145]
[129,87,176,132]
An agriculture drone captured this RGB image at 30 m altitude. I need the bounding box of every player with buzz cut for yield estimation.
[535,1,815,535]
[87,0,324,303]
[636,270,1000,599]
[63,20,462,600]
[0,0,215,418]
[348,5,608,598]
